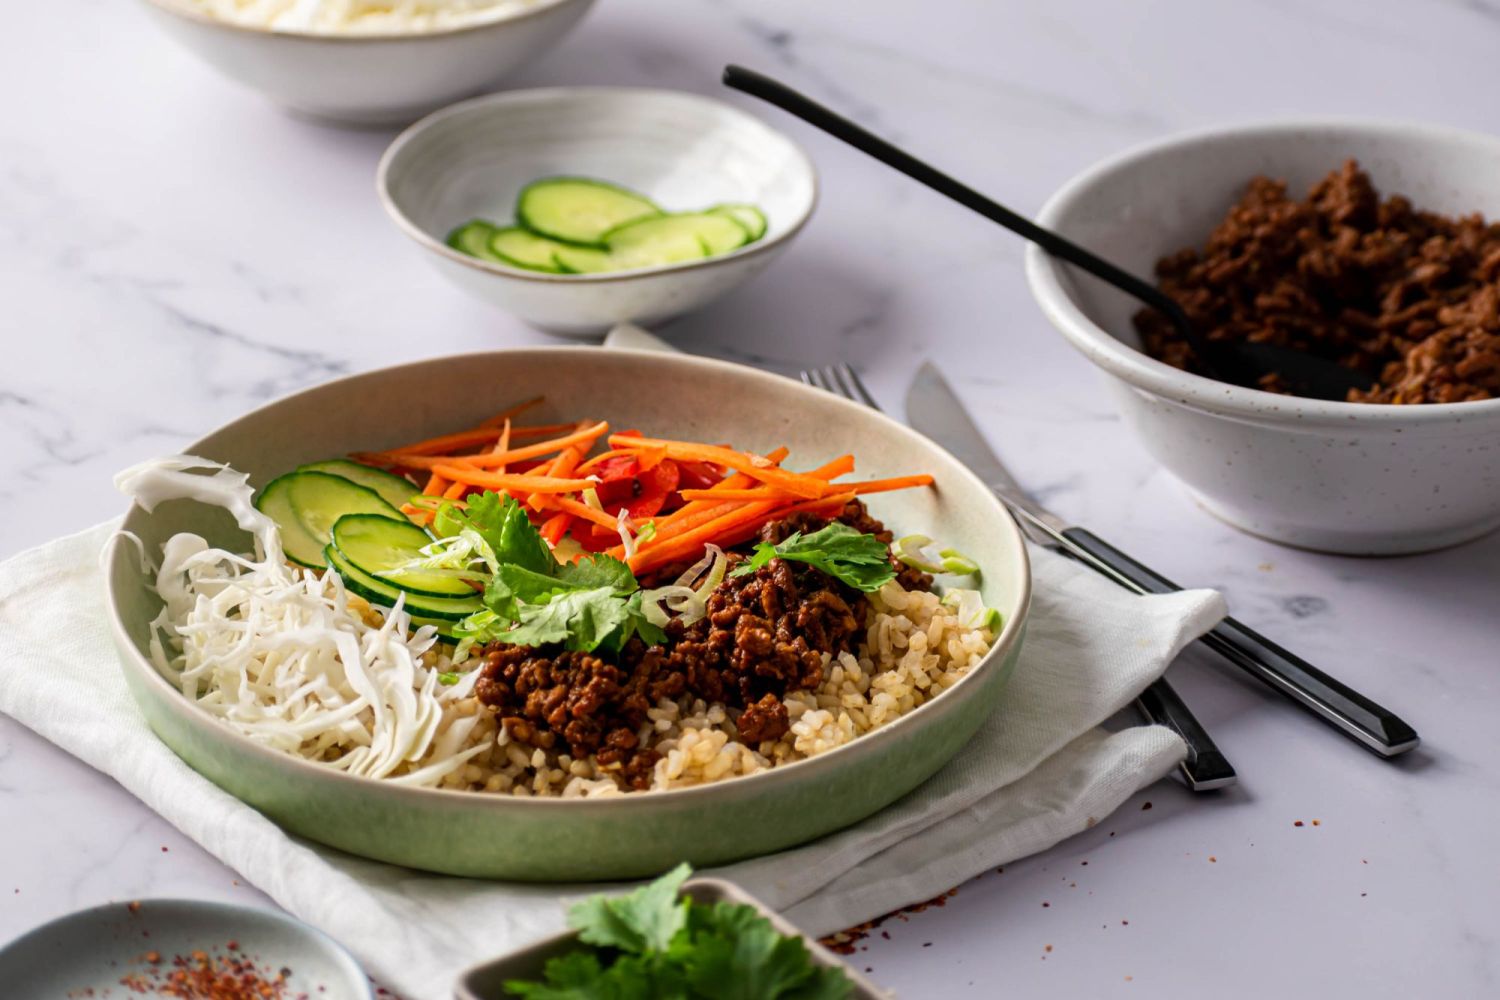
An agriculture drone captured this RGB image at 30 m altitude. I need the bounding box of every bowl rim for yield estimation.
[0,898,374,999]
[105,346,1030,815]
[1025,116,1500,426]
[139,0,588,42]
[375,86,820,285]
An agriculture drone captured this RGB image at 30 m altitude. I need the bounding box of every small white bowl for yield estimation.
[377,87,818,336]
[1026,119,1500,555]
[138,0,597,126]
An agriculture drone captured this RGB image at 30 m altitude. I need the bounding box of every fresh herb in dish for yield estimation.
[116,398,1000,798]
[446,177,770,275]
[504,864,854,999]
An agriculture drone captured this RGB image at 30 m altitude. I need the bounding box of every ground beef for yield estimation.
[736,692,790,744]
[1135,160,1500,404]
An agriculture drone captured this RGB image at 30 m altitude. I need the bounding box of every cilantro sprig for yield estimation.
[505,864,854,1000]
[439,491,663,655]
[730,523,895,593]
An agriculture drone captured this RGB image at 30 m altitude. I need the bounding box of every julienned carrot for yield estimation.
[527,436,589,510]
[356,421,607,472]
[841,474,935,495]
[489,419,513,467]
[428,465,597,494]
[480,397,544,427]
[649,446,793,528]
[422,472,449,496]
[375,420,582,459]
[540,512,572,545]
[676,487,802,502]
[609,435,830,499]
[706,492,857,553]
[545,495,621,531]
[442,481,467,500]
[628,500,785,573]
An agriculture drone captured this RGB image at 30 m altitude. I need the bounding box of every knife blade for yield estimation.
[906,361,1419,759]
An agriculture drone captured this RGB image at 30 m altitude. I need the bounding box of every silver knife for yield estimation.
[906,361,1419,760]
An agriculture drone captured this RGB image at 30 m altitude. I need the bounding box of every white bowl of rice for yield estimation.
[138,0,598,126]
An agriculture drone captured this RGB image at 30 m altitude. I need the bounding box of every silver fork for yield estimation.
[801,362,1237,792]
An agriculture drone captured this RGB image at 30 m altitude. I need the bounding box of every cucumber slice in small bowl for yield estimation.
[516,177,660,247]
[552,243,616,275]
[602,212,749,271]
[446,220,503,262]
[296,459,418,511]
[707,203,768,242]
[331,513,476,599]
[490,227,568,273]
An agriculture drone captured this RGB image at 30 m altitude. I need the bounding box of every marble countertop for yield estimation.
[4,0,1498,996]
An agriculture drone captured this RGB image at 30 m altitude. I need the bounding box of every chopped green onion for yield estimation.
[438,671,462,686]
[941,588,1001,632]
[938,547,980,575]
[895,534,981,576]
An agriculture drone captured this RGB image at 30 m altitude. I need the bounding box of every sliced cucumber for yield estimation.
[552,243,616,274]
[707,203,768,242]
[254,473,330,569]
[325,545,483,621]
[490,227,567,273]
[331,513,475,599]
[256,471,406,569]
[297,460,417,511]
[447,220,503,261]
[602,212,749,270]
[516,178,659,247]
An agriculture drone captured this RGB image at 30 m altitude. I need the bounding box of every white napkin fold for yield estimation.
[0,515,1222,999]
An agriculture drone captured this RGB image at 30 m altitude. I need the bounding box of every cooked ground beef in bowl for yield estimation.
[469,500,988,794]
[1135,160,1500,404]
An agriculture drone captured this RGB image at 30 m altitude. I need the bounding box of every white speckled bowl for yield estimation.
[138,0,596,126]
[1026,119,1500,555]
[377,87,818,336]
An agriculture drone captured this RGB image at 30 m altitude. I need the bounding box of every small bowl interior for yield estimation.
[382,88,816,267]
[1040,122,1500,355]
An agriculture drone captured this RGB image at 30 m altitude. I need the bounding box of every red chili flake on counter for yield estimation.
[1209,856,1218,863]
[1042,902,1051,908]
[127,902,143,914]
[1294,820,1304,827]
[820,887,961,953]
[1141,802,1152,811]
[1312,819,1321,826]
[1044,945,1053,953]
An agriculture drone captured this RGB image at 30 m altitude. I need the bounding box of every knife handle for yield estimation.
[1060,528,1420,758]
[1134,678,1237,791]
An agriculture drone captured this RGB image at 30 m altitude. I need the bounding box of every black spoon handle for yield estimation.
[721,64,1214,364]
[1060,528,1420,758]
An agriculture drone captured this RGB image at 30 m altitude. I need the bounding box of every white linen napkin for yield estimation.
[0,504,1222,999]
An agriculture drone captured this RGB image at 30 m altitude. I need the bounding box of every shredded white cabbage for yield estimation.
[115,456,483,786]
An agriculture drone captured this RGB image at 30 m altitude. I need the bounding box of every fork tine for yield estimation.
[798,369,820,389]
[836,363,881,411]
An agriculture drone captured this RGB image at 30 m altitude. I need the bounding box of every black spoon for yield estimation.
[723,64,1375,401]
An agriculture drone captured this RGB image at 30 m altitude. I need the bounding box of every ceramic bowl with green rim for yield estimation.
[103,348,1030,881]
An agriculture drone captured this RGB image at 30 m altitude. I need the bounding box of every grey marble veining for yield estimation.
[3,1,1499,997]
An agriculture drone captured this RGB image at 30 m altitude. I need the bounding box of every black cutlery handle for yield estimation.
[1061,528,1420,757]
[1134,678,1237,791]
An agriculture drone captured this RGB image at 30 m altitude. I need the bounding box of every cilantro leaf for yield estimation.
[557,553,638,593]
[681,902,851,1000]
[465,491,556,575]
[569,862,692,955]
[730,523,895,592]
[495,586,627,652]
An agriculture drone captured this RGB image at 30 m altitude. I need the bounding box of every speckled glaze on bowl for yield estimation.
[139,0,596,126]
[1026,120,1500,555]
[378,88,818,336]
[103,349,1029,881]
